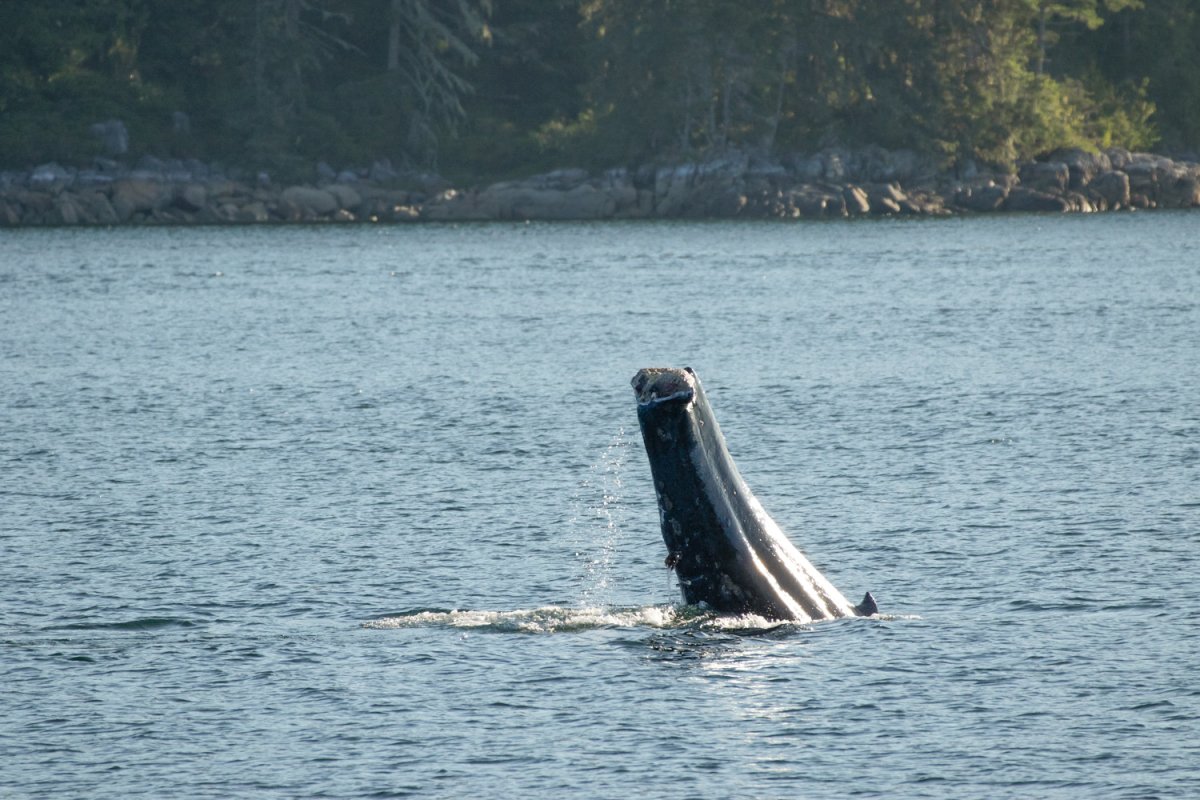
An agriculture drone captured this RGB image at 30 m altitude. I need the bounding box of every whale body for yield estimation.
[632,367,876,622]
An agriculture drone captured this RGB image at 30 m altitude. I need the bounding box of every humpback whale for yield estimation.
[632,367,877,622]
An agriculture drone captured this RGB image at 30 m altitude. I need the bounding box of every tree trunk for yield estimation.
[388,0,403,72]
[1036,6,1047,75]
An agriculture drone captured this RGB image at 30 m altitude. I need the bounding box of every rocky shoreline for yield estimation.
[2,146,1198,227]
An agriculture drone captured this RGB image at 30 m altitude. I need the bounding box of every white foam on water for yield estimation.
[360,604,865,634]
[364,605,688,633]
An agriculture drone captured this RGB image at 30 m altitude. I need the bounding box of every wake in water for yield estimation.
[362,604,791,634]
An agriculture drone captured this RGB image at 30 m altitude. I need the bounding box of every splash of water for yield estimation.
[364,605,679,633]
[568,427,631,607]
[362,605,795,634]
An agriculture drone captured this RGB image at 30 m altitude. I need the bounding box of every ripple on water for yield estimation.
[2,219,1198,799]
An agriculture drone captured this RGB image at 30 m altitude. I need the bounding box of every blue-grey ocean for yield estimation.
[2,216,1198,799]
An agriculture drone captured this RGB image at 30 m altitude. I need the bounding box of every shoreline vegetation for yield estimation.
[3,145,1198,227]
[4,3,1200,228]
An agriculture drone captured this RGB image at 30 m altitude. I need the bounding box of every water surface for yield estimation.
[2,216,1198,798]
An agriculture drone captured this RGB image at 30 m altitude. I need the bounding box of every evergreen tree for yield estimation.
[0,0,1192,172]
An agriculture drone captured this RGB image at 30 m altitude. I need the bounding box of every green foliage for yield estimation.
[0,0,1190,174]
[1070,0,1200,151]
[0,0,164,161]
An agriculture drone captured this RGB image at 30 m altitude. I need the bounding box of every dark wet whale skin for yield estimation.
[633,367,875,622]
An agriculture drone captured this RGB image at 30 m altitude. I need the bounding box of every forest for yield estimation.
[2,1,1198,181]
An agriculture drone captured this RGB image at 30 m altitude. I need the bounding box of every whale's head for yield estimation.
[631,367,696,409]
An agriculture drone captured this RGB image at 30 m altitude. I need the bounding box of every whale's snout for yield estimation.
[631,367,696,408]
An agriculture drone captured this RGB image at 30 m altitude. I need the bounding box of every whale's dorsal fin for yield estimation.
[855,592,878,617]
